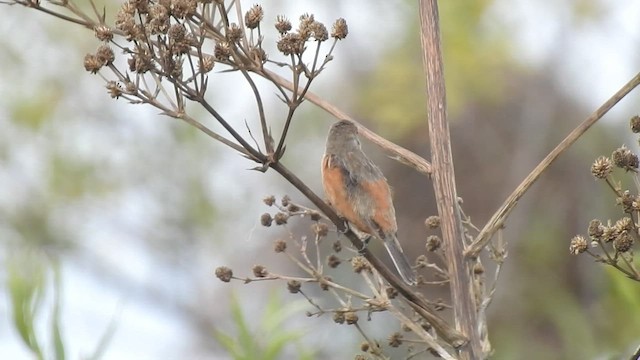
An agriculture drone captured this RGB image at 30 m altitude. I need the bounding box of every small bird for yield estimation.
[321,120,417,285]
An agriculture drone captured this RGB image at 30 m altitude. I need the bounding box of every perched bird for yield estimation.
[321,120,417,285]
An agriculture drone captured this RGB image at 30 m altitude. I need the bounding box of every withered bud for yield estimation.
[569,235,588,255]
[631,115,640,133]
[591,156,613,179]
[312,223,329,237]
[332,240,342,252]
[274,239,287,253]
[327,254,341,268]
[106,81,123,99]
[331,18,348,40]
[587,219,604,240]
[415,254,428,269]
[96,45,115,65]
[360,342,369,352]
[281,195,291,206]
[128,52,153,73]
[612,146,639,171]
[385,286,398,299]
[214,41,232,61]
[94,25,114,42]
[215,266,233,282]
[287,203,300,212]
[274,212,289,225]
[426,235,441,252]
[388,332,403,348]
[319,276,332,291]
[124,79,136,94]
[199,55,215,73]
[263,195,276,206]
[345,311,358,325]
[244,4,263,29]
[83,54,103,74]
[252,265,268,278]
[275,15,292,34]
[425,216,441,229]
[226,23,243,43]
[249,47,267,63]
[333,311,345,324]
[309,211,321,221]
[260,213,272,227]
[287,279,301,293]
[351,256,371,274]
[614,231,634,252]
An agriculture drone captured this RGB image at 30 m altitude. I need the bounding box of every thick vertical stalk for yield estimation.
[418,0,481,358]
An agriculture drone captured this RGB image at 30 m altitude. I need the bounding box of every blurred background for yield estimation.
[1,0,640,359]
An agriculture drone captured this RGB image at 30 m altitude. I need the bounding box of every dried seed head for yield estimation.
[94,25,114,42]
[199,55,215,73]
[385,286,398,299]
[587,219,604,240]
[128,52,154,73]
[273,212,288,225]
[327,254,341,268]
[312,222,329,237]
[106,81,123,99]
[214,41,232,61]
[331,18,348,40]
[319,276,331,291]
[168,24,187,41]
[274,239,287,253]
[617,190,636,213]
[311,21,328,41]
[287,279,301,293]
[614,231,634,252]
[602,225,618,243]
[245,4,263,29]
[473,262,485,275]
[277,33,305,56]
[263,195,276,206]
[631,115,640,133]
[612,146,639,171]
[275,15,292,34]
[351,256,371,274]
[215,266,233,282]
[171,0,197,19]
[309,211,321,221]
[260,213,273,227]
[424,216,441,229]
[569,235,588,255]
[333,311,345,324]
[281,195,291,206]
[591,156,613,179]
[360,342,369,352]
[388,332,403,348]
[249,46,267,63]
[96,45,115,65]
[84,54,103,74]
[344,311,358,325]
[252,265,268,278]
[287,203,300,212]
[426,235,441,251]
[614,217,634,233]
[332,240,342,252]
[148,4,170,34]
[298,13,315,40]
[227,23,243,43]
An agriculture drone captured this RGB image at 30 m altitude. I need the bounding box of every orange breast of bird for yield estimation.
[322,154,397,237]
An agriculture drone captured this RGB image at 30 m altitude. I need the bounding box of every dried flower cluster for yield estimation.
[571,115,640,281]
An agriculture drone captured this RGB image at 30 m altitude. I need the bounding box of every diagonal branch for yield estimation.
[467,71,640,258]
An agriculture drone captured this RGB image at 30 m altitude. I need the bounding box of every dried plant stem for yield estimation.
[468,71,640,258]
[419,0,480,358]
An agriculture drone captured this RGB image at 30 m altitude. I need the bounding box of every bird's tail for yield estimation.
[382,236,417,286]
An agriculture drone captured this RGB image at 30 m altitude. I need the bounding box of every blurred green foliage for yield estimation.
[214,292,315,360]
